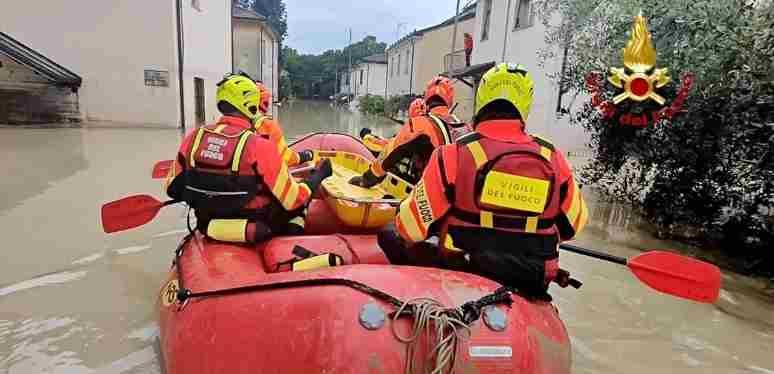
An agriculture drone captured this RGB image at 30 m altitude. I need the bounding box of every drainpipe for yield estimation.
[409,39,415,94]
[502,0,512,62]
[259,28,264,81]
[230,5,234,72]
[175,0,186,130]
[450,0,461,74]
[384,53,389,114]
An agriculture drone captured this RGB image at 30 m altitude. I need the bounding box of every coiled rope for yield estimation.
[391,298,471,374]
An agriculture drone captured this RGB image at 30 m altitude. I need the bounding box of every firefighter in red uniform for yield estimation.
[379,63,588,298]
[350,76,470,186]
[165,74,331,243]
[253,81,315,167]
[359,98,428,157]
[463,33,473,67]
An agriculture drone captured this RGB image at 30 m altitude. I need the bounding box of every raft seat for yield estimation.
[262,235,389,273]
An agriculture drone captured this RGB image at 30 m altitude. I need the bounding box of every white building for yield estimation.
[469,0,590,153]
[385,4,477,118]
[349,54,387,98]
[0,1,279,128]
[233,6,280,116]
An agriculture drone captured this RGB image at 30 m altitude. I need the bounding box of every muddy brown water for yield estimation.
[1,100,772,373]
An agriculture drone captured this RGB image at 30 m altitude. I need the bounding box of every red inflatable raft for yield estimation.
[156,133,572,374]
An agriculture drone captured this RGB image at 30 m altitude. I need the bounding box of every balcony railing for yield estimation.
[444,49,468,74]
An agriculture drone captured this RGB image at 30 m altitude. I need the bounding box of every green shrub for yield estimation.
[539,0,774,274]
[357,95,386,115]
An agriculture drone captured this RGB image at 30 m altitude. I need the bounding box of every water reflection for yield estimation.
[278,99,397,140]
[0,129,88,212]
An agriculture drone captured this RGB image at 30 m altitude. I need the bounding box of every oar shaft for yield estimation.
[559,244,628,266]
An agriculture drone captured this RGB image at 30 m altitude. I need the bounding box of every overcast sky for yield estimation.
[285,0,472,54]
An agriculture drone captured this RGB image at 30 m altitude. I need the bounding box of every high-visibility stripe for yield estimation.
[525,216,539,233]
[428,115,452,144]
[164,161,177,190]
[272,163,290,197]
[254,115,267,130]
[213,124,227,133]
[398,206,425,242]
[565,180,582,225]
[574,195,589,233]
[283,182,300,209]
[466,141,488,169]
[480,211,494,228]
[281,147,293,163]
[189,128,206,168]
[231,131,252,173]
[539,146,552,161]
[444,235,465,252]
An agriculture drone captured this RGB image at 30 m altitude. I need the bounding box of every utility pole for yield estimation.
[347,28,353,97]
[396,22,407,41]
[450,0,462,74]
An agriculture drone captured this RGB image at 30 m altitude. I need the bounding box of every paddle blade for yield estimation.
[152,160,174,179]
[101,195,164,233]
[628,251,721,303]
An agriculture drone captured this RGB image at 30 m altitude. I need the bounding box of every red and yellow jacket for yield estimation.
[396,120,587,246]
[254,115,304,167]
[165,115,311,212]
[370,105,467,178]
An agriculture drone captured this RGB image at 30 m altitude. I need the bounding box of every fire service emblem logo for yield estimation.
[586,13,694,128]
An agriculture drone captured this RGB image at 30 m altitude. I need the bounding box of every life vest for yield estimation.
[425,113,471,145]
[439,131,562,253]
[362,133,388,155]
[178,123,267,218]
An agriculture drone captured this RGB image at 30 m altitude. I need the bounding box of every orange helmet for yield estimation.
[424,76,454,107]
[408,98,427,117]
[255,81,272,114]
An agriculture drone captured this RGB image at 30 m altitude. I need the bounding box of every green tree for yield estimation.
[280,36,387,98]
[238,0,288,42]
[536,0,774,274]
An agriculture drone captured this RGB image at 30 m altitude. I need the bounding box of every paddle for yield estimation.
[559,243,721,303]
[151,160,315,179]
[101,195,176,234]
[152,160,174,179]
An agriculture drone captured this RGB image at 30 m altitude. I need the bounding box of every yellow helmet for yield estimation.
[475,63,534,121]
[216,73,261,120]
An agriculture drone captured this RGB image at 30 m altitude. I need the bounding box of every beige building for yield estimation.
[1,1,279,128]
[469,0,590,154]
[232,6,280,115]
[348,54,388,98]
[385,4,477,120]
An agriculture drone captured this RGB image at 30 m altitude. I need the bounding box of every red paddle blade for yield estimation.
[101,195,164,233]
[152,160,174,179]
[628,251,721,303]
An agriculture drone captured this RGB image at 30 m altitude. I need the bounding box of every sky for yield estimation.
[284,0,473,55]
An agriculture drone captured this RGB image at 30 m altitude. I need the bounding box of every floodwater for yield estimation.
[0,100,772,373]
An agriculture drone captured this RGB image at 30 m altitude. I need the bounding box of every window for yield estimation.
[404,52,410,75]
[360,69,364,85]
[513,0,534,30]
[481,0,492,41]
[397,53,401,77]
